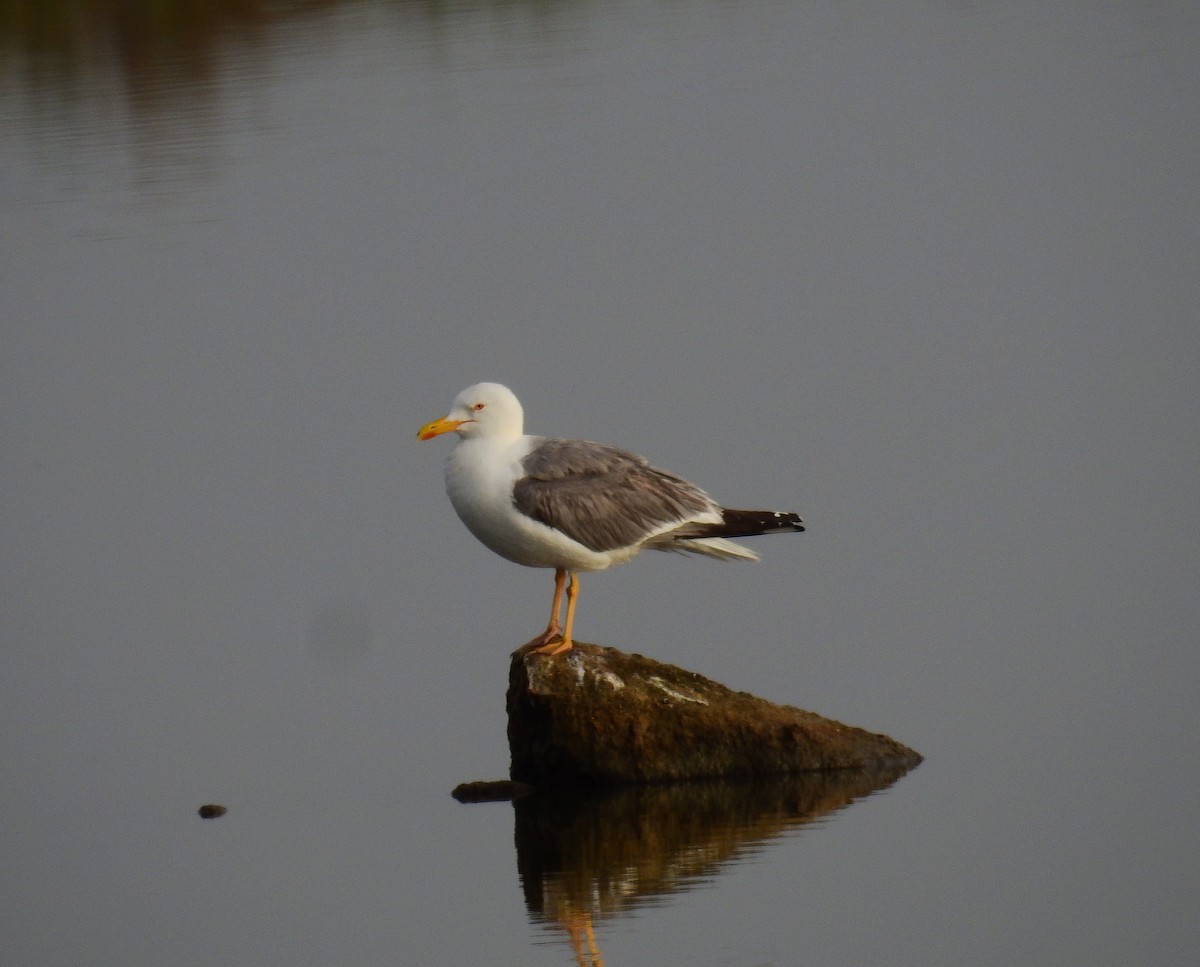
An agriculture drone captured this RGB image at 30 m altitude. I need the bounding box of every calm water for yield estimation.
[3,1,1198,965]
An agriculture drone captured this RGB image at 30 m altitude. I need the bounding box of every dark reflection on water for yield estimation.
[2,0,317,188]
[1,0,582,188]
[2,0,286,109]
[514,767,916,963]
[0,0,566,109]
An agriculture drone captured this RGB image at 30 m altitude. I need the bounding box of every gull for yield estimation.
[417,383,804,654]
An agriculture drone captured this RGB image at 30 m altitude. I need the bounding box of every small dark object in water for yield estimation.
[197,803,227,819]
[452,780,535,803]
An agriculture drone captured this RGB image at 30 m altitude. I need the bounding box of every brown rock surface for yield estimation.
[508,642,922,787]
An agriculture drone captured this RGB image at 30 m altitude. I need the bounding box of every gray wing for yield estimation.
[512,438,713,553]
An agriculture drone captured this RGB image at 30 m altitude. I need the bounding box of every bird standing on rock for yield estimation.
[417,383,805,655]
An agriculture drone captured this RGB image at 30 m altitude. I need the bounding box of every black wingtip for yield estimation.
[766,510,805,534]
[712,509,806,539]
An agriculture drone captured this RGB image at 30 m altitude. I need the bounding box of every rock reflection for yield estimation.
[515,767,914,963]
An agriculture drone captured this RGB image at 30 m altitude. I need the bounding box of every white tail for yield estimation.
[651,536,760,561]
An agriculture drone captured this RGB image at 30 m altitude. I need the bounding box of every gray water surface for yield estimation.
[3,1,1198,964]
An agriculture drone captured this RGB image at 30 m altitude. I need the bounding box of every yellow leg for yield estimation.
[530,571,578,655]
[537,572,578,655]
[521,569,567,652]
[544,568,567,637]
[583,915,604,966]
[562,911,604,967]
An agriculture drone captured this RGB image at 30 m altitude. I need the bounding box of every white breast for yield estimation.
[444,436,616,571]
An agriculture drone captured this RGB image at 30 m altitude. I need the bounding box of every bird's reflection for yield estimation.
[513,767,914,964]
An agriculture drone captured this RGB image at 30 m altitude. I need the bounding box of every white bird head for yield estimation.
[417,382,525,442]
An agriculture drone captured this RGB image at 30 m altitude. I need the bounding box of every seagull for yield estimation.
[417,383,804,655]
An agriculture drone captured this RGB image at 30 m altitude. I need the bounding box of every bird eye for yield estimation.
[472,402,486,411]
